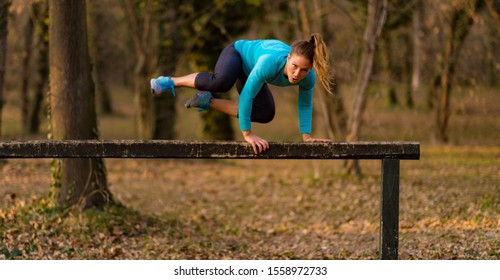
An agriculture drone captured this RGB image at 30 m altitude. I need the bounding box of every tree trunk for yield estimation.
[20,7,35,133]
[346,0,387,175]
[483,1,499,87]
[310,0,348,140]
[0,0,9,138]
[298,0,311,37]
[485,23,497,87]
[348,0,388,141]
[401,32,414,108]
[435,0,480,142]
[123,0,154,139]
[153,2,179,140]
[48,0,111,209]
[87,0,113,115]
[378,35,398,108]
[317,82,347,140]
[29,0,48,135]
[411,0,423,102]
[436,20,453,142]
[202,107,234,140]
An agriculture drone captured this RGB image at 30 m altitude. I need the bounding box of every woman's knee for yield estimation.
[253,109,275,124]
[210,74,235,92]
[261,111,275,123]
[194,73,234,92]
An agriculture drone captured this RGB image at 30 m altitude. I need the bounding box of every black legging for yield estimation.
[194,43,275,124]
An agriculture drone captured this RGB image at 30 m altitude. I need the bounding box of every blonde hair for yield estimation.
[291,33,334,94]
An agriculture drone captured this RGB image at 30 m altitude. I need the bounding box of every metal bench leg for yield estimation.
[380,158,400,260]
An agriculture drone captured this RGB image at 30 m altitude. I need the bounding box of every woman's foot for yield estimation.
[185,91,214,112]
[150,76,176,96]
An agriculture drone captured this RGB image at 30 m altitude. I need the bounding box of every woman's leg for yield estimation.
[183,43,242,115]
[171,73,199,88]
[171,43,242,92]
[204,78,275,121]
[194,43,242,92]
[210,99,238,117]
[235,77,275,123]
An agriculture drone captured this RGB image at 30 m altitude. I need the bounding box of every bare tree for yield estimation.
[0,0,10,138]
[20,5,35,133]
[411,0,423,100]
[48,0,112,209]
[307,0,348,140]
[346,0,387,175]
[122,0,155,139]
[88,0,113,115]
[434,0,483,142]
[153,1,180,139]
[29,0,48,134]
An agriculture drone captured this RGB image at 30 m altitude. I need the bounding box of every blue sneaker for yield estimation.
[185,91,213,112]
[150,76,176,96]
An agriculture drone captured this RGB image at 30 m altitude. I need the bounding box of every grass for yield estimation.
[0,85,499,259]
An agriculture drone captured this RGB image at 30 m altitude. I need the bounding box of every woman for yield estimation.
[150,33,333,154]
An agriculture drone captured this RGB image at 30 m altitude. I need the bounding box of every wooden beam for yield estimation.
[0,140,420,160]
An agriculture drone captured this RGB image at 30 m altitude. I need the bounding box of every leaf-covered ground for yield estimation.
[1,146,498,259]
[1,86,498,259]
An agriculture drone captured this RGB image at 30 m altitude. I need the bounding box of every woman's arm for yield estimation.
[297,71,315,135]
[239,56,276,154]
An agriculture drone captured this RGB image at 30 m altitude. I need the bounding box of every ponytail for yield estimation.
[291,33,334,94]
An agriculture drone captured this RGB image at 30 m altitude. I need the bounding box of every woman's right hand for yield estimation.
[242,130,269,154]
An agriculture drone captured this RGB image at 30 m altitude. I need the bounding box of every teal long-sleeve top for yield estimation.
[234,39,316,135]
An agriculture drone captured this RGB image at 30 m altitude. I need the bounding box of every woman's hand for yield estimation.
[302,134,333,143]
[242,130,269,154]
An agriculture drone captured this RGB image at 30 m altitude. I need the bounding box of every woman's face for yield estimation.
[284,53,312,84]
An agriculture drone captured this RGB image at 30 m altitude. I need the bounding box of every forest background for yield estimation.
[0,0,498,260]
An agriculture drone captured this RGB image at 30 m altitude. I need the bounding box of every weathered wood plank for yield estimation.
[0,140,420,159]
